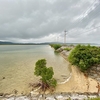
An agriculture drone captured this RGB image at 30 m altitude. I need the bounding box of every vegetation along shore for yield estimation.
[0,44,100,100]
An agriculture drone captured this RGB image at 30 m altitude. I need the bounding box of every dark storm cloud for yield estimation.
[0,0,100,43]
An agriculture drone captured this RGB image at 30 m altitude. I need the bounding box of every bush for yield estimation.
[68,44,100,71]
[34,59,57,91]
[50,44,61,50]
[64,47,71,51]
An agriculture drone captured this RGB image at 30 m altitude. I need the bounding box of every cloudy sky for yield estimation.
[0,0,100,43]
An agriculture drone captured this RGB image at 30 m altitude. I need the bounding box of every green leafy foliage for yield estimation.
[34,59,46,76]
[68,44,100,71]
[64,47,71,51]
[50,44,61,50]
[48,78,57,87]
[34,59,57,89]
[41,67,54,82]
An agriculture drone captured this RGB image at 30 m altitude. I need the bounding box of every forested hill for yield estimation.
[0,41,14,45]
[0,41,99,46]
[0,41,48,45]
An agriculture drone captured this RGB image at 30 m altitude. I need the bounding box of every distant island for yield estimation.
[0,41,49,45]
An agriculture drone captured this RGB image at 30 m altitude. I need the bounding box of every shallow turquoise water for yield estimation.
[0,45,70,94]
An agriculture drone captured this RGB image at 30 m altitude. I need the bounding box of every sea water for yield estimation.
[0,45,70,94]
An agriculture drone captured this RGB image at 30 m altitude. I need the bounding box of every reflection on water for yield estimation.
[0,45,70,94]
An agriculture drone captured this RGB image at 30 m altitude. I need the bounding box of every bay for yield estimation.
[0,45,70,94]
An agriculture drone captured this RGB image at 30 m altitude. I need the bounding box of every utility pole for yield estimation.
[64,30,67,44]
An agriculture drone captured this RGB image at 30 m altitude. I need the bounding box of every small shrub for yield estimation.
[64,47,71,51]
[50,44,61,50]
[70,44,74,47]
[34,59,57,92]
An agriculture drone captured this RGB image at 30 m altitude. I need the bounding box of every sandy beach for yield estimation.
[52,50,100,94]
[56,64,99,93]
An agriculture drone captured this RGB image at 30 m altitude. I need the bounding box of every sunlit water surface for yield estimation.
[0,45,70,94]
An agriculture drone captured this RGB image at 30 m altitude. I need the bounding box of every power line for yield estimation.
[66,0,99,34]
[69,25,100,37]
[66,0,100,38]
[60,0,100,43]
[81,0,97,18]
[67,4,100,38]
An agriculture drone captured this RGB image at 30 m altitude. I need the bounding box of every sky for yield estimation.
[0,0,100,43]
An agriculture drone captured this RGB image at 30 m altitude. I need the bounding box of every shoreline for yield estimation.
[56,51,100,93]
[57,52,72,85]
[58,73,72,84]
[0,48,100,99]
